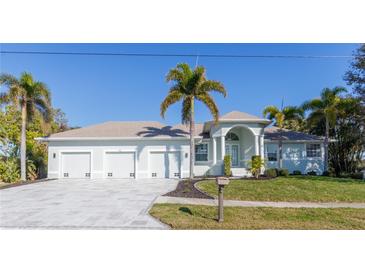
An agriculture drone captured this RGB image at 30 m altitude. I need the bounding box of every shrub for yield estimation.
[322,171,330,177]
[0,158,20,183]
[350,172,364,180]
[307,171,317,176]
[248,155,265,179]
[339,172,351,178]
[264,168,277,178]
[277,168,289,177]
[292,170,302,175]
[224,155,231,177]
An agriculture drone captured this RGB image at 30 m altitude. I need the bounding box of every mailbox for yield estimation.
[216,177,229,222]
[216,177,230,186]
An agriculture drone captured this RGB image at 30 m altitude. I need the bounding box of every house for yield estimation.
[36,111,325,179]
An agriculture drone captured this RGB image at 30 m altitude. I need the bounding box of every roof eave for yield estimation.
[35,136,203,142]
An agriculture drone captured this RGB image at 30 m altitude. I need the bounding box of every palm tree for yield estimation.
[0,72,52,181]
[263,104,304,168]
[301,86,347,172]
[160,63,227,179]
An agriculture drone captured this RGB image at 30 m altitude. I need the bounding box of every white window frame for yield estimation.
[265,144,278,162]
[195,143,209,162]
[305,143,322,159]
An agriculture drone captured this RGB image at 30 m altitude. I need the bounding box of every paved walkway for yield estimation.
[155,196,365,208]
[0,179,178,229]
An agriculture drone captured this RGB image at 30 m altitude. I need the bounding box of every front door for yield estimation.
[225,144,239,167]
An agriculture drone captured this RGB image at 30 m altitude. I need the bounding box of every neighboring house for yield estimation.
[36,111,325,179]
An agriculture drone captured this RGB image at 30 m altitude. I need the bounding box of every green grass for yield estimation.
[150,204,365,229]
[196,176,365,202]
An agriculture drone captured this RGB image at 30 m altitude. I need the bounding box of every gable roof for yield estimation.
[47,121,204,139]
[264,127,324,142]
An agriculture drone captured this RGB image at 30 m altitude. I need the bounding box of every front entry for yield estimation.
[225,144,239,167]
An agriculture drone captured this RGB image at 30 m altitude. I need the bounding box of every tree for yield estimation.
[301,87,347,172]
[0,72,52,181]
[160,63,226,179]
[344,44,365,102]
[263,104,304,168]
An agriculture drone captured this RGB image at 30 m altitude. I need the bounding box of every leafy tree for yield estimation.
[263,104,304,168]
[302,87,347,172]
[160,63,227,179]
[0,72,52,181]
[329,97,364,175]
[344,44,365,102]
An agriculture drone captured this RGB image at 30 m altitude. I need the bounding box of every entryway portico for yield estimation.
[207,115,270,176]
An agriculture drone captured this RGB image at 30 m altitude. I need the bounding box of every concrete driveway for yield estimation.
[0,179,178,229]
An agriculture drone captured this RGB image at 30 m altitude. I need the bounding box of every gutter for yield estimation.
[35,136,203,142]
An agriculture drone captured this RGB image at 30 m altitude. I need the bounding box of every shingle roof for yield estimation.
[219,111,264,121]
[48,121,205,139]
[264,127,324,141]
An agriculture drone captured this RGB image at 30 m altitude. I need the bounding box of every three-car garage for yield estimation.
[59,149,182,179]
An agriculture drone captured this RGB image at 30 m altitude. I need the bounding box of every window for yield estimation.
[225,132,239,141]
[306,144,321,158]
[265,144,277,161]
[195,143,208,161]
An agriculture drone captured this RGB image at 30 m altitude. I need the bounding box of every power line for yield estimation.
[0,50,359,59]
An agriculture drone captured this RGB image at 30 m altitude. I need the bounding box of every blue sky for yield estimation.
[0,43,360,127]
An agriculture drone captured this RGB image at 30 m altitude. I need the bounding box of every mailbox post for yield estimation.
[216,177,230,222]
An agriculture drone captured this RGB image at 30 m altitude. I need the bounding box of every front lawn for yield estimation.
[196,176,365,203]
[150,204,365,229]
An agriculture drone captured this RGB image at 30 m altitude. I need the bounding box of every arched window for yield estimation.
[225,132,239,141]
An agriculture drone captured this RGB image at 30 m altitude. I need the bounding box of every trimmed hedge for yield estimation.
[278,168,289,177]
[307,171,317,176]
[292,170,302,175]
[224,155,231,177]
[264,168,278,178]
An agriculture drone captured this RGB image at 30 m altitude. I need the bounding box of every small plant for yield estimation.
[350,172,364,180]
[248,155,265,179]
[224,155,231,177]
[0,158,20,183]
[322,170,330,177]
[292,170,302,175]
[307,171,317,176]
[277,168,289,177]
[264,168,278,178]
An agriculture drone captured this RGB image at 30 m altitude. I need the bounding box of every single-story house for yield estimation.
[36,111,325,179]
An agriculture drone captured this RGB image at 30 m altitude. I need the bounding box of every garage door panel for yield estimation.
[62,152,91,179]
[150,151,180,178]
[105,152,135,178]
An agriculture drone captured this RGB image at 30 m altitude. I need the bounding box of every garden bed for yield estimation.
[163,179,214,199]
[0,178,53,190]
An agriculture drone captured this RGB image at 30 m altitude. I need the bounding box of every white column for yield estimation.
[212,137,217,165]
[260,135,265,159]
[221,135,225,160]
[255,135,259,155]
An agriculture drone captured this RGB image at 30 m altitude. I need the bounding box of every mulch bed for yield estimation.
[0,178,54,190]
[163,179,214,199]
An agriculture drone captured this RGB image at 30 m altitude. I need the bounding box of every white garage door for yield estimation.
[149,151,180,178]
[105,152,135,178]
[61,152,91,179]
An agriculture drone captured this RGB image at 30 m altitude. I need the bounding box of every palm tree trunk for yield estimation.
[278,127,283,169]
[324,118,329,172]
[189,97,195,180]
[20,103,27,181]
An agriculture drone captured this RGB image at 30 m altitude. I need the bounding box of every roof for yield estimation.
[47,121,205,139]
[264,127,324,142]
[219,111,266,121]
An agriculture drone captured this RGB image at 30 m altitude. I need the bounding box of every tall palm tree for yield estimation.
[160,63,227,179]
[0,72,52,181]
[301,86,347,172]
[263,104,304,168]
